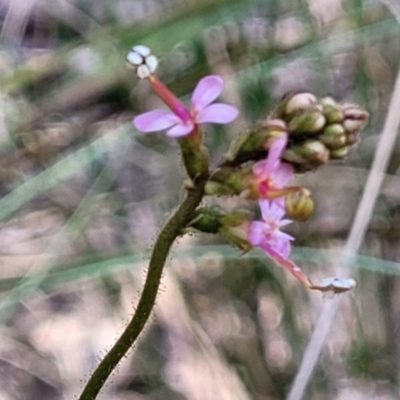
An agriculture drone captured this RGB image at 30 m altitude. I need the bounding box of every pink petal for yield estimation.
[191,75,224,109]
[134,110,180,132]
[166,122,194,137]
[277,240,291,258]
[278,219,293,228]
[258,200,272,219]
[274,230,294,242]
[265,136,288,172]
[262,239,291,259]
[196,104,239,124]
[252,159,268,177]
[248,221,265,246]
[271,163,294,187]
[259,200,285,222]
[273,197,286,209]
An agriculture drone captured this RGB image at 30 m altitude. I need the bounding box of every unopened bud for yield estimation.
[220,216,252,252]
[286,190,315,221]
[321,97,344,124]
[127,45,158,79]
[189,207,223,233]
[330,146,348,159]
[206,167,248,197]
[221,211,249,227]
[342,104,369,132]
[261,118,287,134]
[299,140,330,163]
[288,109,326,134]
[283,140,329,172]
[321,97,337,107]
[319,124,347,149]
[282,149,308,165]
[284,92,317,115]
[343,118,365,133]
[343,105,369,120]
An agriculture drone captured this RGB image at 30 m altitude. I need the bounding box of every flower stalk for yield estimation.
[79,174,208,400]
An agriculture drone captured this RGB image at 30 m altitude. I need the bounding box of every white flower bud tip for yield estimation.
[133,45,151,57]
[126,45,158,79]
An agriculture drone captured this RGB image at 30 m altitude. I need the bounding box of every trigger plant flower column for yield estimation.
[127,45,238,180]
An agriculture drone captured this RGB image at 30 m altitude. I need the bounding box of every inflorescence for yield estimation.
[127,44,369,293]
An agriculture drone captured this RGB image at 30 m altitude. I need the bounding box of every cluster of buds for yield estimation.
[127,45,366,294]
[208,92,368,220]
[223,92,369,173]
[276,93,369,172]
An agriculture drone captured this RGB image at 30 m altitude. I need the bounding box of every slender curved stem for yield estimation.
[78,175,208,400]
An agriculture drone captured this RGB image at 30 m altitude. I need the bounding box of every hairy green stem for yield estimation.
[78,175,208,400]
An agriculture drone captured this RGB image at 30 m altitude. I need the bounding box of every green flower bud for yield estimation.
[298,140,330,163]
[188,207,223,233]
[286,190,315,221]
[284,92,317,115]
[205,181,236,196]
[288,109,326,134]
[319,124,347,149]
[206,166,249,197]
[223,119,288,167]
[321,97,344,124]
[321,97,337,107]
[330,146,348,159]
[221,211,249,227]
[283,140,329,172]
[220,213,252,252]
[343,118,364,133]
[282,149,309,165]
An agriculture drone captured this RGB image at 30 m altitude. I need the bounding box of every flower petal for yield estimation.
[133,110,179,132]
[278,218,293,228]
[252,159,268,177]
[258,200,272,220]
[191,75,224,109]
[273,197,286,209]
[196,104,239,124]
[248,221,265,246]
[274,230,295,242]
[271,163,294,187]
[265,136,288,172]
[259,200,286,222]
[166,122,194,137]
[261,238,291,259]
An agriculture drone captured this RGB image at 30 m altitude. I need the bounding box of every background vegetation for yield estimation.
[0,0,399,399]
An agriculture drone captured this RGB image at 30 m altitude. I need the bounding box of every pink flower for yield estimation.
[248,200,294,258]
[134,75,239,138]
[251,135,294,201]
[247,199,355,293]
[248,200,314,288]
